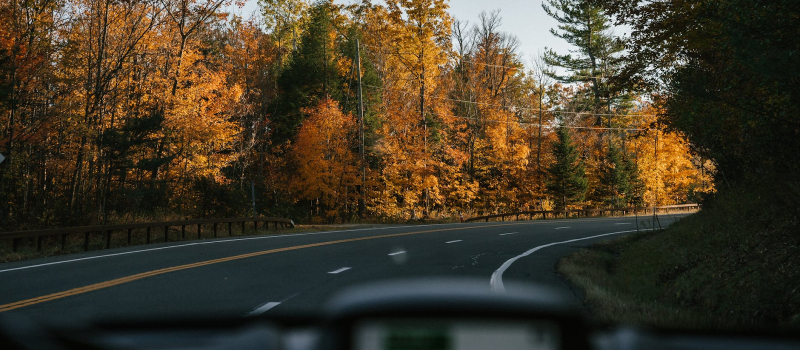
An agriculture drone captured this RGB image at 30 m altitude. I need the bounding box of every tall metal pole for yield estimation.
[653,130,662,229]
[356,40,366,218]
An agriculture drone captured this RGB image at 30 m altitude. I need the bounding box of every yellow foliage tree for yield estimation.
[362,0,453,219]
[290,99,358,220]
[627,105,714,206]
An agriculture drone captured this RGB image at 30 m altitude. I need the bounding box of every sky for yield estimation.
[225,0,581,69]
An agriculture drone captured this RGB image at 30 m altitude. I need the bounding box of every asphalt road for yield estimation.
[0,214,689,325]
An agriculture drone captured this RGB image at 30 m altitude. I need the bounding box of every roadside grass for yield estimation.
[558,187,800,331]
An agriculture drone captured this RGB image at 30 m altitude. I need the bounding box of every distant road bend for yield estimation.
[0,215,688,323]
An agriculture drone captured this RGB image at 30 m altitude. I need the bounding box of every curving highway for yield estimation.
[0,214,688,325]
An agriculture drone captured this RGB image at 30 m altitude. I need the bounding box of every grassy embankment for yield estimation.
[558,186,800,331]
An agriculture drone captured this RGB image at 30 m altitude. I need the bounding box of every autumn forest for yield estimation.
[0,0,715,228]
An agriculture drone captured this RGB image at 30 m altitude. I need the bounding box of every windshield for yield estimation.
[0,0,797,335]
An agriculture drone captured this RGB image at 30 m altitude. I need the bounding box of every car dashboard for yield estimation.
[1,279,798,350]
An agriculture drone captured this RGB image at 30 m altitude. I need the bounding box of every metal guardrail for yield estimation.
[1,217,295,253]
[465,204,700,223]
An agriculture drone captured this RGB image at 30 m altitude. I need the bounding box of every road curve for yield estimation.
[0,214,688,324]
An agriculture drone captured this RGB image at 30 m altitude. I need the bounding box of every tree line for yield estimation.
[0,0,712,227]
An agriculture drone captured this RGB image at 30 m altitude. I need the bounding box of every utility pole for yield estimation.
[653,130,662,229]
[356,40,366,218]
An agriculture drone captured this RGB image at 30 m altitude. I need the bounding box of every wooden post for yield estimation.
[197,224,202,239]
[165,226,169,242]
[13,238,19,252]
[105,231,111,249]
[146,227,151,244]
[37,236,42,251]
[213,223,218,238]
[241,221,245,234]
[61,234,67,251]
[127,228,132,244]
[228,222,232,236]
[84,232,90,251]
[181,225,186,239]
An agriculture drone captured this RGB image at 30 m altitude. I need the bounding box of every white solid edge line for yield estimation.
[246,302,281,317]
[554,227,570,230]
[445,240,462,244]
[328,267,351,274]
[490,229,653,293]
[388,251,406,256]
[615,223,632,225]
[499,232,517,236]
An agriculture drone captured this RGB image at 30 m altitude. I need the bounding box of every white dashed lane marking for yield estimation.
[246,302,281,316]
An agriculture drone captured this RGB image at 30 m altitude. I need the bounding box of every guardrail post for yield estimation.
[197,224,201,239]
[146,227,151,244]
[241,221,245,234]
[181,225,185,239]
[254,220,258,232]
[228,222,232,236]
[12,238,19,252]
[61,234,67,251]
[105,230,111,249]
[213,223,217,238]
[37,236,42,251]
[164,226,169,242]
[84,232,90,251]
[127,228,132,244]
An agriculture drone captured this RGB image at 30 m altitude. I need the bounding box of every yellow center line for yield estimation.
[0,222,527,312]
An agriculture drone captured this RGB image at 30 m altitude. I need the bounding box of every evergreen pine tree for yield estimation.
[270,1,345,143]
[546,127,588,210]
[598,144,628,208]
[623,154,645,207]
[541,0,629,125]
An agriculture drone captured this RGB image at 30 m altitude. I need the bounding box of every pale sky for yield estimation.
[225,0,587,69]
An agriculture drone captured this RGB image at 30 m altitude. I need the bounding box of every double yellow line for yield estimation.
[0,222,523,312]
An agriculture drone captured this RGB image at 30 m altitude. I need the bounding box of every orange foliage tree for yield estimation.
[290,99,358,220]
[627,104,714,206]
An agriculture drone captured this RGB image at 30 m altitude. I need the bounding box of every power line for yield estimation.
[370,86,648,132]
[452,56,607,80]
[363,84,654,119]
[439,112,648,132]
[361,42,608,80]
